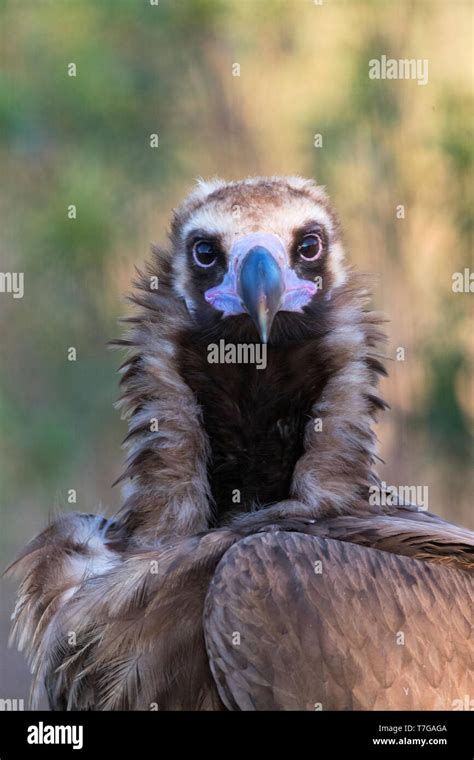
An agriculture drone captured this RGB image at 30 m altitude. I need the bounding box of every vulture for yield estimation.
[8,176,474,711]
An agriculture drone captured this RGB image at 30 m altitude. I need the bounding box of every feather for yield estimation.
[204,532,474,710]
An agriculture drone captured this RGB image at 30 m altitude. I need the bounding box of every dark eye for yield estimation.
[193,240,218,268]
[297,234,322,262]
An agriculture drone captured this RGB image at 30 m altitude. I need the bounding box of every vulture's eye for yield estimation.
[193,240,218,268]
[297,234,323,262]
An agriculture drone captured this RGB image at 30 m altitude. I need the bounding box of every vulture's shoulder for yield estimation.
[204,530,474,711]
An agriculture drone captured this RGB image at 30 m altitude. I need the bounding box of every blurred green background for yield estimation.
[1,0,472,703]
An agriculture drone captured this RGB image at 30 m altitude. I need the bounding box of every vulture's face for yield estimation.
[171,177,347,344]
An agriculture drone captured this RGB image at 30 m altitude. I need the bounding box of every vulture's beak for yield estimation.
[204,232,318,343]
[238,247,284,343]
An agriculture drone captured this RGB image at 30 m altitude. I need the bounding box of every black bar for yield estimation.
[0,710,472,758]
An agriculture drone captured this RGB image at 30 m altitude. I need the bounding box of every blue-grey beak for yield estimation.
[238,247,284,343]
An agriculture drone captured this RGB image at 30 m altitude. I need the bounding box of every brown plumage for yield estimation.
[206,532,473,710]
[8,177,474,710]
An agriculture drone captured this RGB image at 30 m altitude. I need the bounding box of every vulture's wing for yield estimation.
[204,531,474,710]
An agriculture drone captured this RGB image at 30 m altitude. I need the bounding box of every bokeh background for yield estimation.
[1,0,472,705]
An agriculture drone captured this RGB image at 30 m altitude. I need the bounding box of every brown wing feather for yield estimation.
[7,506,474,709]
[204,531,474,710]
[8,519,230,710]
[306,507,474,570]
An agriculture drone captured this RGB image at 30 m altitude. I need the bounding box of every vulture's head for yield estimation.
[119,175,384,525]
[170,177,347,344]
